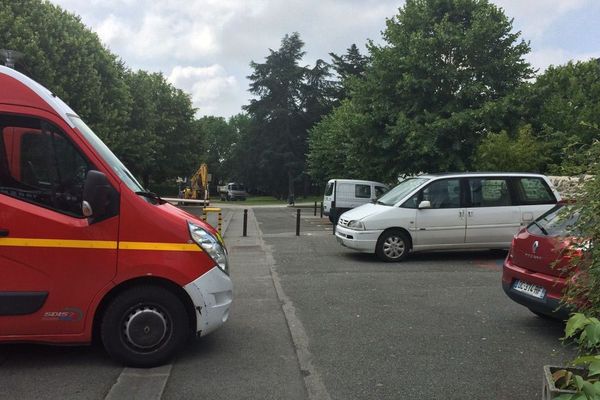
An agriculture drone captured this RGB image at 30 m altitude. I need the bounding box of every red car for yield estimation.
[502,203,580,319]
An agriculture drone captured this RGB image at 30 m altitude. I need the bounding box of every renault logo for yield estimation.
[532,241,539,254]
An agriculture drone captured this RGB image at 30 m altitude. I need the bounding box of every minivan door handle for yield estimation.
[0,229,9,237]
[467,211,474,217]
[459,210,464,218]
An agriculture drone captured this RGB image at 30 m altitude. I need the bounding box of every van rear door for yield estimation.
[323,180,334,216]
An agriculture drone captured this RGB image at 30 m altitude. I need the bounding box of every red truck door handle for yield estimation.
[0,229,9,237]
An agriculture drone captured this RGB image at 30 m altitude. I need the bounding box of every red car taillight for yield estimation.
[508,235,517,259]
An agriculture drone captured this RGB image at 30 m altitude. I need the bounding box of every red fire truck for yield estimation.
[0,66,232,367]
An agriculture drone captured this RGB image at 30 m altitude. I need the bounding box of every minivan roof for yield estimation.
[418,172,549,179]
[327,179,387,185]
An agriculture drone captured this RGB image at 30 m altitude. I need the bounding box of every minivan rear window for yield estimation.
[513,177,556,205]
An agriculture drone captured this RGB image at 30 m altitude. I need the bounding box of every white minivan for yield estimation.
[335,173,560,262]
[323,179,388,223]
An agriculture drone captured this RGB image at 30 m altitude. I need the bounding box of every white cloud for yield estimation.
[527,48,600,74]
[49,0,600,117]
[494,0,590,38]
[167,65,240,117]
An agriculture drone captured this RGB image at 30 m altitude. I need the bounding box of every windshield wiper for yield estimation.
[531,221,549,236]
[135,191,165,204]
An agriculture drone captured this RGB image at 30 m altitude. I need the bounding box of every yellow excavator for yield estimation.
[184,163,209,204]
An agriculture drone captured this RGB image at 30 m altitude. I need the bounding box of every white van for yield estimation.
[323,179,388,223]
[334,173,560,262]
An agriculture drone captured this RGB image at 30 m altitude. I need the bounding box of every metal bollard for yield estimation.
[202,208,207,221]
[243,209,248,237]
[320,201,323,218]
[314,201,317,216]
[296,209,301,236]
[218,211,222,234]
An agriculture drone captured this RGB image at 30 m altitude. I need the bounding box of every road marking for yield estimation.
[104,365,172,400]
[253,209,332,400]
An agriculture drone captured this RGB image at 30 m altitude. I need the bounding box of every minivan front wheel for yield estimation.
[101,285,189,367]
[376,230,410,262]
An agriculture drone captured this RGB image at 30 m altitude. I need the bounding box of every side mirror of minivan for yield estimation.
[418,200,431,209]
[83,170,119,223]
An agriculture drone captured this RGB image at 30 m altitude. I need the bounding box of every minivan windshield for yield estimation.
[376,178,428,206]
[69,115,144,193]
[527,204,579,236]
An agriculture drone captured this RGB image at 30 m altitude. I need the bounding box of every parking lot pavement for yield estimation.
[162,207,308,400]
[0,342,121,399]
[250,207,575,400]
[0,206,575,400]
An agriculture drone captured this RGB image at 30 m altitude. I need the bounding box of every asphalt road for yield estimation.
[0,205,575,399]
[251,207,574,399]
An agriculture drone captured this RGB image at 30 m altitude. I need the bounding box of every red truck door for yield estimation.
[0,113,119,338]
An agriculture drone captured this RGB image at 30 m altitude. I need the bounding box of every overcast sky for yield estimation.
[50,0,600,118]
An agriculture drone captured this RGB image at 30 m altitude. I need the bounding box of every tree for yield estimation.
[0,0,131,144]
[195,115,239,189]
[122,71,198,188]
[241,33,334,198]
[309,0,532,183]
[472,125,549,172]
[329,44,369,100]
[0,1,202,190]
[527,59,600,173]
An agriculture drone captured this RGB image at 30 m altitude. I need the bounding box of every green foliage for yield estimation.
[328,44,369,100]
[473,125,549,172]
[553,313,600,399]
[308,100,387,183]
[308,0,532,181]
[529,60,600,173]
[236,33,335,197]
[196,115,239,187]
[122,71,198,188]
[0,0,131,142]
[0,1,200,188]
[559,142,600,316]
[550,138,600,400]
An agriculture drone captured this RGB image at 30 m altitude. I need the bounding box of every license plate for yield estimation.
[513,280,546,299]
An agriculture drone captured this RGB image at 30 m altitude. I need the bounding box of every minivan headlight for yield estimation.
[347,220,366,231]
[188,221,229,274]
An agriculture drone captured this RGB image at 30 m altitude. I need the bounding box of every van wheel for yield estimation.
[101,285,189,368]
[376,230,410,262]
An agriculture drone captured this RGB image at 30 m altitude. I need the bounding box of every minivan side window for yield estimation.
[355,184,371,198]
[419,179,461,209]
[0,115,92,217]
[513,177,556,205]
[468,178,511,207]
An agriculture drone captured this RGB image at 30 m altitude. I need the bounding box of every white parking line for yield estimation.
[104,365,172,400]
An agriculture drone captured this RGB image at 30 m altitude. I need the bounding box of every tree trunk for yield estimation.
[288,170,295,204]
